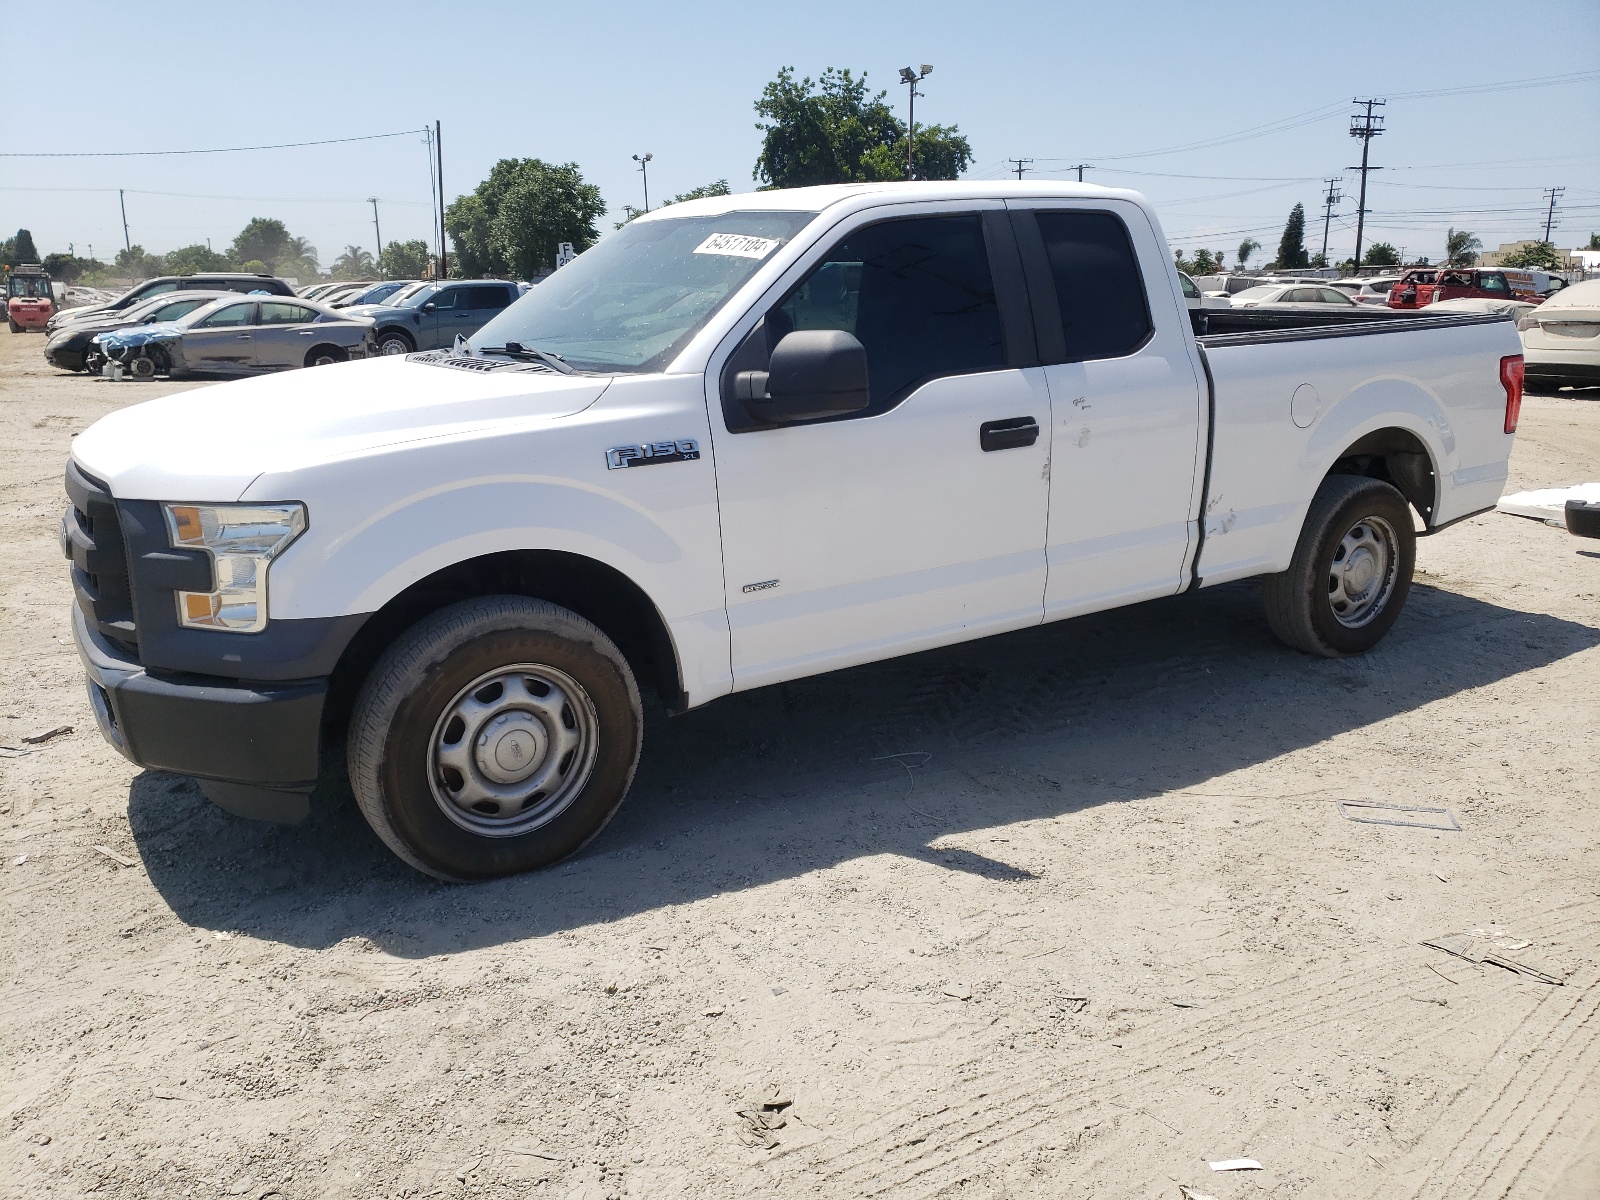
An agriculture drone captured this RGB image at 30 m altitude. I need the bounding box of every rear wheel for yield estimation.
[347,596,643,881]
[304,344,348,368]
[1262,474,1416,657]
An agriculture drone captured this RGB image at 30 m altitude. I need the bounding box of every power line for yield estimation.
[1347,98,1385,268]
[0,128,431,158]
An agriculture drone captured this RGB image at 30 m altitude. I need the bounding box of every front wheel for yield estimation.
[304,344,348,368]
[1261,474,1416,657]
[375,329,414,357]
[347,596,643,881]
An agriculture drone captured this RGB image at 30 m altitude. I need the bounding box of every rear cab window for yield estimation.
[1027,209,1153,362]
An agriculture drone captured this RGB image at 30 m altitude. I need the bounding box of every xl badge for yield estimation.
[606,439,701,470]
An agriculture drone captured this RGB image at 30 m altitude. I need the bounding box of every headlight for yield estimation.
[162,503,306,632]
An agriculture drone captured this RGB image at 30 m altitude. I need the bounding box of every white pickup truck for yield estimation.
[63,182,1524,880]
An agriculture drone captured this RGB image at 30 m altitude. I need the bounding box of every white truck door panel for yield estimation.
[710,209,1050,690]
[1008,202,1206,618]
[717,368,1050,688]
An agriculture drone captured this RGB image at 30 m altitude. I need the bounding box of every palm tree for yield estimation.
[331,245,376,279]
[1236,238,1260,270]
[1445,228,1482,267]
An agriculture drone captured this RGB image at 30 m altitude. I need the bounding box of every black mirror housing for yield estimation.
[744,329,870,423]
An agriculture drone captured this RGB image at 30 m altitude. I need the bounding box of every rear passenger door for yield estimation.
[461,284,513,338]
[252,301,325,368]
[1009,203,1206,619]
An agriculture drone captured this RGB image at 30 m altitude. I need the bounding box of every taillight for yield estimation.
[1500,354,1524,434]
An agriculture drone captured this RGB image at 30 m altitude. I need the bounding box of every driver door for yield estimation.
[710,207,1052,691]
[181,300,259,372]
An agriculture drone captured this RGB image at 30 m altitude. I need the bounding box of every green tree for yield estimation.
[1363,242,1400,267]
[1236,237,1261,269]
[1274,204,1309,271]
[1586,233,1599,251]
[1501,241,1561,269]
[163,244,232,275]
[41,252,99,283]
[1445,227,1481,267]
[1,229,41,267]
[752,66,972,187]
[379,239,432,279]
[113,245,165,280]
[446,159,605,279]
[1189,249,1219,276]
[227,217,319,277]
[331,245,377,278]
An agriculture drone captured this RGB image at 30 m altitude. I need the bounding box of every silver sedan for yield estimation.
[1229,283,1360,311]
[89,296,377,379]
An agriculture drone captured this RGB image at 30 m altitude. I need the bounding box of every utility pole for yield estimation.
[1066,164,1092,182]
[632,153,653,212]
[368,197,383,271]
[118,189,130,253]
[1542,186,1565,243]
[435,120,447,280]
[1347,98,1385,271]
[1008,158,1033,180]
[899,64,932,179]
[1320,176,1342,265]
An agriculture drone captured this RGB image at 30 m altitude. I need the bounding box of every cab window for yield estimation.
[1479,274,1509,294]
[258,302,318,325]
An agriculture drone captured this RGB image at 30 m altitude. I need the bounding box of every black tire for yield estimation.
[6,319,19,334]
[1261,474,1416,657]
[304,344,348,368]
[347,596,643,881]
[375,328,414,357]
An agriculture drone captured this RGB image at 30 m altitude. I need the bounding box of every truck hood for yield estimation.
[71,355,613,501]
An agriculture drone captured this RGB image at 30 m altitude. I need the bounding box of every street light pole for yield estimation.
[633,153,653,213]
[898,64,932,180]
[368,197,383,273]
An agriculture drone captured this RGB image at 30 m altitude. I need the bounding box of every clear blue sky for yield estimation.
[3,0,1596,270]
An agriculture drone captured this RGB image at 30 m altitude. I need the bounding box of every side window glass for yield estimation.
[774,215,1004,410]
[432,288,461,310]
[258,302,315,325]
[467,285,508,310]
[1480,274,1508,294]
[1034,211,1152,361]
[194,302,253,328]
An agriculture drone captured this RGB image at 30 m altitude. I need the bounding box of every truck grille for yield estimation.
[63,461,138,652]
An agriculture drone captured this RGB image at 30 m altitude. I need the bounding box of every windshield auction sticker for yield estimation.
[693,233,781,259]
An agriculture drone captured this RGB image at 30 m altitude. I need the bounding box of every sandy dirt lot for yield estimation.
[2,329,1597,1200]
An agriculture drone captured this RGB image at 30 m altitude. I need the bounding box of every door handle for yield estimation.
[297,330,315,336]
[979,417,1040,452]
[236,333,252,340]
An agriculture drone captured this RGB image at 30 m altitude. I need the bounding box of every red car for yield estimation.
[6,265,56,332]
[1388,267,1538,310]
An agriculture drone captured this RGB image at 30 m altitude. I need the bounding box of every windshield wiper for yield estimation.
[477,342,576,374]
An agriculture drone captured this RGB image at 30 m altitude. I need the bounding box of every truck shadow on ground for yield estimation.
[129,580,1598,954]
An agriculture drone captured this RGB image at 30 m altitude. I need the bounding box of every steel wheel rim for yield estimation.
[378,338,408,356]
[427,663,599,837]
[1327,513,1398,628]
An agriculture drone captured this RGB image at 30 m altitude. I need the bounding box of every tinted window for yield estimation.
[775,215,1004,409]
[193,302,253,328]
[1318,289,1351,304]
[1479,274,1509,294]
[1035,211,1152,361]
[150,297,212,321]
[259,302,317,325]
[1178,273,1200,299]
[431,288,463,310]
[468,285,511,310]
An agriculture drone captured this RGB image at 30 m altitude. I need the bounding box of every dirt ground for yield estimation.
[2,328,1597,1200]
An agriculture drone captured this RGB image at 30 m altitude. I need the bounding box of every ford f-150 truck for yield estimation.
[63,182,1524,881]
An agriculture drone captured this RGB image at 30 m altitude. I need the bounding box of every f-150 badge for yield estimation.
[606,439,701,470]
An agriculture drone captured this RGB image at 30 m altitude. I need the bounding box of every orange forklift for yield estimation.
[5,263,57,332]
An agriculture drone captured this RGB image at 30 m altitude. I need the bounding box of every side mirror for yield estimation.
[421,301,437,313]
[737,329,870,423]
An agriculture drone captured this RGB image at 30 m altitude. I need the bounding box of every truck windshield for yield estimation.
[392,283,442,308]
[470,210,815,372]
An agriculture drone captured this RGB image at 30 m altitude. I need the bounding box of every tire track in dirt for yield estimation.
[797,900,1600,1196]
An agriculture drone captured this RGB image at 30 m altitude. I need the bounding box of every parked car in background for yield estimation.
[1228,283,1359,311]
[1389,267,1538,309]
[342,279,519,355]
[1328,276,1403,306]
[1178,271,1230,314]
[1516,278,1600,390]
[1194,273,1265,299]
[333,280,415,308]
[45,291,231,372]
[6,264,56,332]
[87,295,374,379]
[46,273,293,334]
[298,282,348,301]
